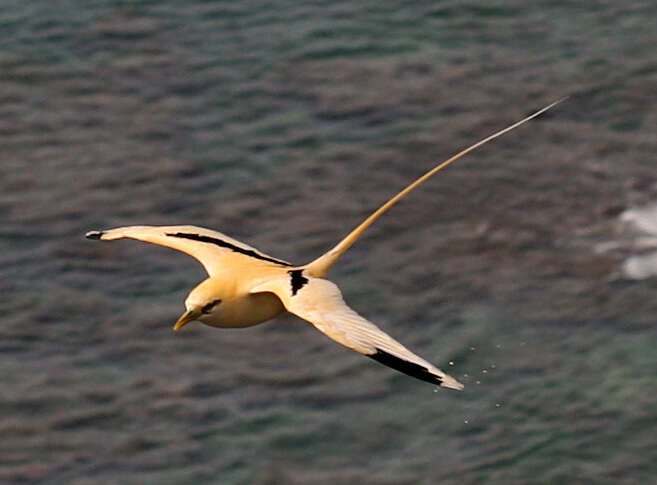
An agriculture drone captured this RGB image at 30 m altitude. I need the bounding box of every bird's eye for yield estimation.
[201,299,221,314]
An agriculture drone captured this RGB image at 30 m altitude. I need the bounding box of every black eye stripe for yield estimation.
[201,299,221,314]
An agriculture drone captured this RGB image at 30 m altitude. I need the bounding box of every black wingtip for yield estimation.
[368,349,443,386]
[85,230,104,240]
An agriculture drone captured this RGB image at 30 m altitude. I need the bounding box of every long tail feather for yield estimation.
[304,98,567,277]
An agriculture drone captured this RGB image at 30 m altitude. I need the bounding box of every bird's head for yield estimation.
[173,279,222,331]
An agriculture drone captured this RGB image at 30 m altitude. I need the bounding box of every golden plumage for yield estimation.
[87,99,564,390]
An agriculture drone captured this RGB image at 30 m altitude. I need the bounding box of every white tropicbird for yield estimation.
[87,99,564,390]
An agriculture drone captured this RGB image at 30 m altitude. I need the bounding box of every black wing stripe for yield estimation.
[288,269,309,295]
[165,232,293,266]
[368,349,443,386]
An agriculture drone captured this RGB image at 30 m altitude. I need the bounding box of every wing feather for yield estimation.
[86,225,292,276]
[252,274,463,390]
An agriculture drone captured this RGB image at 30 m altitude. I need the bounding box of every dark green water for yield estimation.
[2,1,656,483]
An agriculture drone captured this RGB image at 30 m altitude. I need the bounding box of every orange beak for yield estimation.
[173,309,200,331]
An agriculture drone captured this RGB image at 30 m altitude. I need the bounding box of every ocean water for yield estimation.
[2,1,657,483]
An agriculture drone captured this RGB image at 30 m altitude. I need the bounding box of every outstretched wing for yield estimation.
[86,225,292,276]
[251,272,463,390]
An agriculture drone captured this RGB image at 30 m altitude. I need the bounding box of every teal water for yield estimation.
[2,1,656,483]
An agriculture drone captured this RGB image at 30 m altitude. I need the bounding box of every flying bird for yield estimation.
[87,99,564,390]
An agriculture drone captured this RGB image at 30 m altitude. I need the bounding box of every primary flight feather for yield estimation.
[87,99,565,390]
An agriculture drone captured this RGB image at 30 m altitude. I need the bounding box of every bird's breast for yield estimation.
[201,291,285,328]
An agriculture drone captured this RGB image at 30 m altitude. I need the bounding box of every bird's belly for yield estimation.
[202,292,284,328]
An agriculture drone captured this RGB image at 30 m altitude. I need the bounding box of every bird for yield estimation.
[86,99,564,390]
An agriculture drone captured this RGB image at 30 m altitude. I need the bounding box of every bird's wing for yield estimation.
[251,272,463,390]
[86,225,292,276]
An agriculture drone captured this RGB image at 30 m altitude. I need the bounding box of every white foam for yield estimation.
[619,204,657,279]
[621,204,657,236]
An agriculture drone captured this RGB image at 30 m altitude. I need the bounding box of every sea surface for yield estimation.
[2,1,656,484]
